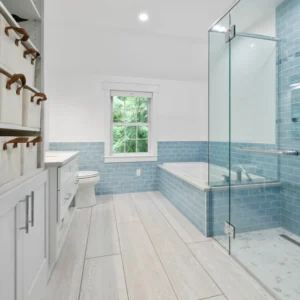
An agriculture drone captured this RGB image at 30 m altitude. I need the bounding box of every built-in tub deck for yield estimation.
[158,162,281,237]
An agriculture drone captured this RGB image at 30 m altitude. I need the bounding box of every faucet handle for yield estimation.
[222,175,230,184]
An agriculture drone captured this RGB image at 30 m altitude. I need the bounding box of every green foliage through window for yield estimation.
[112,95,149,154]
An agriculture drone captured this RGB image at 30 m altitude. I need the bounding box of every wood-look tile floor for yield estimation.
[44,191,275,300]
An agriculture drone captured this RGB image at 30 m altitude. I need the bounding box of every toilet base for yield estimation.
[76,184,97,209]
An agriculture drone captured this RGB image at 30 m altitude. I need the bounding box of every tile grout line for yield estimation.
[186,240,213,245]
[146,192,229,300]
[112,195,130,300]
[77,207,93,300]
[198,295,227,300]
[85,252,121,260]
[131,193,180,300]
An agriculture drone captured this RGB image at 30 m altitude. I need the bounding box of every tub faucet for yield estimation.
[231,165,252,183]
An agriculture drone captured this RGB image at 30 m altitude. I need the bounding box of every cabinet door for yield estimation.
[0,186,26,300]
[23,171,48,300]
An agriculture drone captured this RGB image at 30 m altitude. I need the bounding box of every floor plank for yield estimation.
[131,192,152,203]
[148,191,210,243]
[135,201,221,300]
[80,255,128,300]
[118,221,178,300]
[86,196,120,258]
[44,208,92,300]
[113,194,140,223]
[189,241,275,300]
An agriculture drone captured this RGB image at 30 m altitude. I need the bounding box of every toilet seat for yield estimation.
[78,171,99,179]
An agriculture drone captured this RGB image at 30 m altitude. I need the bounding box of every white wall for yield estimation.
[47,74,207,142]
[44,0,210,144]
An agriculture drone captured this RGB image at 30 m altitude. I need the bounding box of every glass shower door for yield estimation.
[208,13,231,252]
[229,32,279,259]
[228,0,285,297]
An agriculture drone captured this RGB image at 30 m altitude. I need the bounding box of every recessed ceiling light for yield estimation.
[139,13,149,22]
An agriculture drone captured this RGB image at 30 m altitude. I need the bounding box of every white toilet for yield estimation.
[76,171,100,208]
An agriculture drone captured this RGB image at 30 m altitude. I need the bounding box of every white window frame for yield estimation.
[103,82,159,163]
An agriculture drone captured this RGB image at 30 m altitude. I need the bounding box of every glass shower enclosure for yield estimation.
[208,0,300,299]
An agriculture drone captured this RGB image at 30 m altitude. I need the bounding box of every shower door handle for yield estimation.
[235,148,299,156]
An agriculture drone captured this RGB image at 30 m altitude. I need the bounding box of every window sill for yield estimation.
[104,155,158,163]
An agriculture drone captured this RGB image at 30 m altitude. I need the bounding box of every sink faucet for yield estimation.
[231,165,252,183]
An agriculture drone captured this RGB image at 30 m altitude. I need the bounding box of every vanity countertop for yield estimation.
[45,151,80,167]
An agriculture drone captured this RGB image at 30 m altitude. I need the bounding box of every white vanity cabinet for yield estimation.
[0,171,48,300]
[45,151,79,276]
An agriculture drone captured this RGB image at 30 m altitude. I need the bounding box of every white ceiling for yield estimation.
[45,0,282,81]
[48,0,235,41]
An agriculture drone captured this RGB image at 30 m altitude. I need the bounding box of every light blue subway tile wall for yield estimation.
[277,0,300,236]
[158,167,282,237]
[208,186,281,236]
[158,141,208,163]
[209,142,279,182]
[158,167,207,235]
[49,141,205,195]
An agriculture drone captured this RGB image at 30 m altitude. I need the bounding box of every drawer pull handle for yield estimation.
[6,73,26,95]
[20,195,30,234]
[31,92,47,105]
[26,136,43,147]
[23,48,40,64]
[3,137,29,150]
[5,26,29,46]
[29,191,35,227]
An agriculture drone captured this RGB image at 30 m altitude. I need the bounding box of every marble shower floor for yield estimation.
[216,228,300,300]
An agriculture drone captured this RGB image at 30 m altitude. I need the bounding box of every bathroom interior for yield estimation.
[0,0,299,299]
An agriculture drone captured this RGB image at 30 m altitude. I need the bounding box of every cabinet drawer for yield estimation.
[58,173,78,222]
[58,156,79,189]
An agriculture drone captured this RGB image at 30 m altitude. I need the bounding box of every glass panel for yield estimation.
[125,97,137,110]
[137,98,149,122]
[125,140,136,153]
[227,0,300,298]
[138,126,148,139]
[112,95,149,155]
[137,140,148,152]
[113,126,125,139]
[125,126,137,139]
[113,96,125,110]
[208,13,230,252]
[113,140,125,153]
[113,110,125,122]
[125,110,137,123]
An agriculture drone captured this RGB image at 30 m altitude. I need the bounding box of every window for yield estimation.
[112,92,150,154]
[103,82,159,163]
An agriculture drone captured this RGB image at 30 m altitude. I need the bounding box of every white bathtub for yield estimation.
[158,162,276,192]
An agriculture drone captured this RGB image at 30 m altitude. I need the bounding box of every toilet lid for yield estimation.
[78,171,99,179]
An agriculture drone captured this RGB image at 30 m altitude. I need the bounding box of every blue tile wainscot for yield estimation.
[49,141,206,195]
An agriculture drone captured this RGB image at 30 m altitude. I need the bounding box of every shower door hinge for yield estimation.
[225,25,236,43]
[225,222,235,239]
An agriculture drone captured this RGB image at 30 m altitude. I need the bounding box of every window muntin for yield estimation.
[111,94,150,155]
